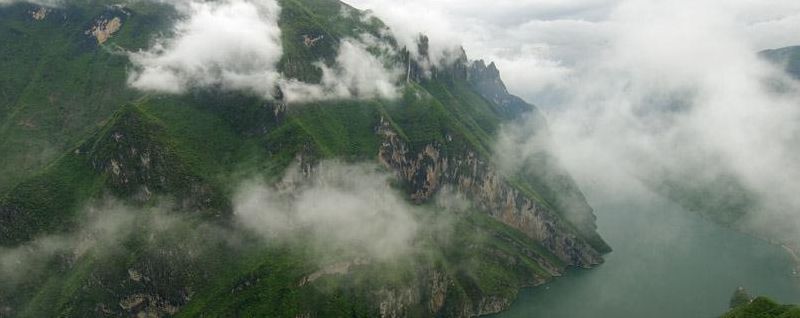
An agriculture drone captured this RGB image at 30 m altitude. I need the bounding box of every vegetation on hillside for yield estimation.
[0,0,608,316]
[724,297,800,318]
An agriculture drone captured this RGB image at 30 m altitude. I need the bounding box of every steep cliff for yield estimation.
[377,115,603,267]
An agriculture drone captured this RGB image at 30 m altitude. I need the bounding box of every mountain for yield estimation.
[761,46,800,80]
[0,0,609,317]
[654,46,800,238]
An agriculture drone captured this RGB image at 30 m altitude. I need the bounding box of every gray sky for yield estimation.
[344,0,800,105]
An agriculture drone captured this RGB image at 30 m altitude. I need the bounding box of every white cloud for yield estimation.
[343,0,800,105]
[0,0,62,6]
[128,0,284,97]
[128,0,401,103]
[342,0,613,100]
[279,38,401,103]
[234,161,419,260]
[534,0,800,245]
[0,201,138,285]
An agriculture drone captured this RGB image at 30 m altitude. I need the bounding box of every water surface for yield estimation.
[495,191,800,318]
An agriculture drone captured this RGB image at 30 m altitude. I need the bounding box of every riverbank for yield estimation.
[708,223,800,278]
[780,244,800,275]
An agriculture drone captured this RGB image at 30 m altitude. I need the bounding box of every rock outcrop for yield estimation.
[30,7,48,21]
[85,106,226,215]
[467,60,536,119]
[86,17,122,44]
[372,268,531,318]
[377,118,603,267]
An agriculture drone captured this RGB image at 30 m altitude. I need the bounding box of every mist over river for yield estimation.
[494,186,800,318]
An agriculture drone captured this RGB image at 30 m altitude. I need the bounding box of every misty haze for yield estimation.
[0,0,799,317]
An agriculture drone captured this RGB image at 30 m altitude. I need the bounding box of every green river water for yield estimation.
[495,189,800,318]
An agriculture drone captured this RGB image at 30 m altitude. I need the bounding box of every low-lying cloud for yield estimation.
[0,0,62,6]
[128,0,284,96]
[344,0,800,247]
[1,201,142,286]
[279,38,401,103]
[128,0,401,103]
[234,161,418,260]
[0,161,429,294]
[484,0,800,248]
[345,0,800,104]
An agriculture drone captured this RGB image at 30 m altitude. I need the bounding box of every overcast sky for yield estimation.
[344,0,800,105]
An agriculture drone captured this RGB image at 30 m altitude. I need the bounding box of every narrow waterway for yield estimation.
[495,189,800,318]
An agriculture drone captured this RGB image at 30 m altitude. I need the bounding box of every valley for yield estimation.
[1,0,799,317]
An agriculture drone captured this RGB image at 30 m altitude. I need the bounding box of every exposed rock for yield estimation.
[475,296,512,316]
[377,117,603,268]
[88,109,223,213]
[467,60,536,119]
[377,287,417,318]
[303,34,324,47]
[273,102,287,117]
[110,159,122,176]
[428,270,448,313]
[86,17,122,44]
[95,303,113,316]
[299,258,370,286]
[373,268,523,318]
[128,269,144,282]
[230,275,261,294]
[30,7,48,21]
[140,152,151,169]
[17,119,36,129]
[119,294,146,311]
[119,293,179,318]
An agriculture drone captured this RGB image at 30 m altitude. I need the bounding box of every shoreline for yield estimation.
[676,203,800,276]
[780,244,800,274]
[699,216,800,276]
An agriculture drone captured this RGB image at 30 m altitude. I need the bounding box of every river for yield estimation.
[494,188,800,318]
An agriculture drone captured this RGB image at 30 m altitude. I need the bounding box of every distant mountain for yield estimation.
[655,46,800,240]
[719,45,800,317]
[0,0,609,317]
[761,45,800,79]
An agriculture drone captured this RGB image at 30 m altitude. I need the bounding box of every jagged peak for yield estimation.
[469,59,502,79]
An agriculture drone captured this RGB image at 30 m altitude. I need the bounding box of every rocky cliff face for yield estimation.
[468,58,609,253]
[381,275,515,318]
[467,60,537,120]
[378,55,606,267]
[83,106,228,217]
[377,118,603,268]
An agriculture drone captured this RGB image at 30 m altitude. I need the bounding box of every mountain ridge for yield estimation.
[761,45,800,80]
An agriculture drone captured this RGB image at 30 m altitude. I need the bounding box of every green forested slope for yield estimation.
[0,0,607,316]
[724,297,800,318]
